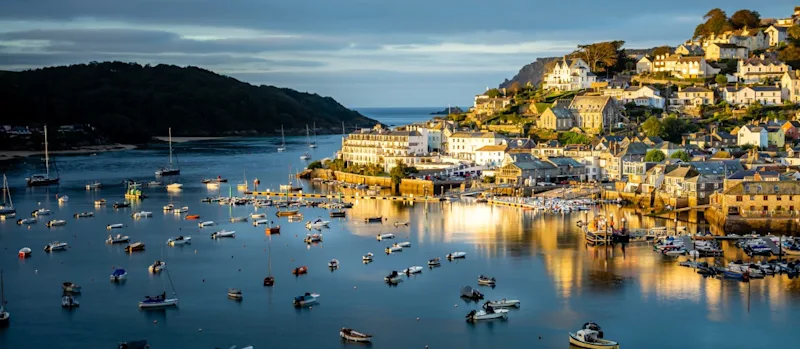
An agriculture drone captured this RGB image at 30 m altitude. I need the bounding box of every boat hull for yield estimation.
[138,298,179,309]
[568,333,619,349]
[26,178,60,187]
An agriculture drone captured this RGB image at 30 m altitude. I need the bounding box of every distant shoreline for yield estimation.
[153,136,230,143]
[0,144,137,162]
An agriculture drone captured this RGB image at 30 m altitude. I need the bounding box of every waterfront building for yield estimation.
[340,124,428,171]
[713,180,800,218]
[446,132,506,161]
[474,144,507,167]
[496,156,557,185]
[542,56,596,91]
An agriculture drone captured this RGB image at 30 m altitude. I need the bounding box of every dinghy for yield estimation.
[569,329,619,349]
[32,208,52,217]
[198,221,216,227]
[251,213,266,219]
[362,252,374,262]
[62,282,82,293]
[304,234,323,243]
[61,295,79,309]
[340,328,372,343]
[230,216,248,223]
[428,257,441,266]
[163,204,175,211]
[173,207,188,214]
[376,233,395,241]
[385,245,403,254]
[44,241,68,252]
[396,241,411,248]
[478,275,496,286]
[403,266,423,274]
[184,214,200,220]
[384,271,403,284]
[167,236,192,246]
[460,286,484,300]
[73,212,94,218]
[110,269,127,282]
[18,247,32,258]
[211,230,236,239]
[94,199,107,206]
[465,308,508,322]
[292,266,308,275]
[486,299,521,308]
[253,219,269,226]
[293,292,319,307]
[305,218,330,229]
[328,259,339,268]
[227,288,243,300]
[107,223,124,230]
[16,217,36,225]
[46,219,66,227]
[106,234,130,244]
[447,252,466,259]
[125,242,145,252]
[148,261,166,273]
[131,211,153,219]
[393,221,409,227]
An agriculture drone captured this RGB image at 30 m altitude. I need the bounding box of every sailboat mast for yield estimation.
[168,127,173,166]
[342,121,345,135]
[281,125,286,147]
[313,121,317,143]
[44,125,50,177]
[165,267,178,297]
[306,125,310,146]
[268,236,272,276]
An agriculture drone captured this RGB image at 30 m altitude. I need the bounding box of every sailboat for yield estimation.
[26,125,60,186]
[138,265,179,308]
[0,174,15,218]
[300,125,313,160]
[155,127,180,176]
[309,122,318,148]
[276,168,300,217]
[0,269,9,326]
[277,125,286,152]
[263,235,275,286]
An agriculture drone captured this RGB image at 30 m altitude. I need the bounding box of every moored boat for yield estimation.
[251,213,266,219]
[478,275,496,286]
[211,230,236,239]
[340,328,372,343]
[163,204,175,211]
[460,286,483,300]
[362,252,374,262]
[138,292,178,309]
[227,288,243,300]
[46,219,66,227]
[328,259,339,268]
[305,218,330,229]
[230,216,248,223]
[304,233,323,243]
[486,299,521,308]
[329,210,346,218]
[18,247,32,258]
[107,223,124,230]
[198,221,216,227]
[385,245,403,254]
[447,252,466,259]
[185,214,200,220]
[265,223,281,235]
[428,257,441,266]
[167,236,191,246]
[253,219,269,226]
[110,269,127,282]
[125,242,145,253]
[292,266,308,275]
[31,208,52,217]
[94,199,107,206]
[403,266,423,274]
[16,217,36,225]
[293,292,319,306]
[113,202,130,209]
[73,212,94,218]
[44,241,68,252]
[62,282,82,293]
[148,261,166,273]
[376,233,395,241]
[106,234,130,244]
[393,221,409,227]
[465,308,509,322]
[569,328,619,349]
[364,217,383,223]
[396,241,411,248]
[131,211,153,219]
[61,295,79,309]
[384,271,403,284]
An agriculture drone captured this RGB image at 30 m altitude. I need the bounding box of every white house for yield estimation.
[475,144,508,167]
[636,56,652,74]
[447,132,507,161]
[765,25,789,47]
[722,85,783,106]
[737,125,768,148]
[620,85,666,109]
[341,125,428,170]
[543,56,596,91]
[781,70,800,103]
[735,55,791,84]
[705,43,749,61]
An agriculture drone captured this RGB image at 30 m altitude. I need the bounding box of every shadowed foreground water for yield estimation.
[2,135,800,349]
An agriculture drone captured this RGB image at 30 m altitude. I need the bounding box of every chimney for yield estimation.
[760,53,766,60]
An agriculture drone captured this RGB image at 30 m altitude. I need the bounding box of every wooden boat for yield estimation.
[265,224,281,235]
[276,209,299,217]
[125,242,145,252]
[291,266,308,275]
[329,210,346,218]
[340,328,372,343]
[185,214,200,220]
[569,330,619,349]
[73,212,94,218]
[227,288,243,300]
[364,216,383,223]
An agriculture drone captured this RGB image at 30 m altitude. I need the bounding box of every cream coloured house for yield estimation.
[473,94,512,115]
[781,70,800,103]
[705,43,749,61]
[652,54,681,73]
[341,125,428,170]
[636,56,652,74]
[668,86,714,111]
[543,57,596,91]
[722,85,782,106]
[620,85,666,109]
[673,56,719,78]
[765,25,789,47]
[675,44,704,56]
[568,96,622,134]
[475,144,508,167]
[447,132,507,161]
[701,27,769,52]
[735,55,791,84]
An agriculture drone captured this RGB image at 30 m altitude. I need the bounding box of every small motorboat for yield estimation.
[265,224,281,234]
[396,241,411,248]
[478,275,496,286]
[61,295,80,309]
[292,266,308,275]
[300,153,311,160]
[447,252,467,259]
[263,276,275,287]
[305,218,330,229]
[113,202,130,209]
[486,299,521,308]
[167,236,192,246]
[166,183,183,191]
[251,213,266,219]
[362,253,374,262]
[211,230,236,239]
[44,241,68,252]
[198,221,216,227]
[230,216,248,223]
[253,219,269,226]
[185,214,200,220]
[85,181,102,190]
[125,242,145,252]
[18,247,32,258]
[328,259,339,268]
[376,233,395,241]
[460,286,484,300]
[106,234,130,244]
[293,292,319,307]
[148,261,166,273]
[428,258,441,267]
[73,212,94,218]
[364,217,383,223]
[163,204,175,211]
[57,195,69,204]
[569,327,619,349]
[329,210,346,218]
[138,293,179,309]
[340,328,372,343]
[107,223,124,230]
[465,308,509,322]
[403,266,423,274]
[32,208,52,217]
[227,288,243,300]
[304,234,323,243]
[62,282,82,293]
[384,271,403,284]
[172,206,188,214]
[131,211,153,219]
[0,212,15,220]
[202,177,228,184]
[46,219,67,227]
[385,245,403,254]
[16,217,36,225]
[110,268,128,282]
[94,199,107,206]
[394,221,409,227]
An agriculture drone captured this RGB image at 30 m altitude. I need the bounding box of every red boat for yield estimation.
[185,214,200,220]
[291,266,308,275]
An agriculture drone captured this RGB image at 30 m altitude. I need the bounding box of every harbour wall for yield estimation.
[705,206,800,234]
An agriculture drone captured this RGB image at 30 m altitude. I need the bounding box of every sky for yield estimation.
[0,1,795,108]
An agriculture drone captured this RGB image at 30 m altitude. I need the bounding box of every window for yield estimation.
[778,196,782,201]
[750,195,755,201]
[764,196,768,201]
[736,196,743,202]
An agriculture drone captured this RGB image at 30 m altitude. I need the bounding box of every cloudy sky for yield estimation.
[0,1,794,107]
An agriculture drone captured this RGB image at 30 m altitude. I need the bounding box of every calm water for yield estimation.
[2,135,800,349]
[355,107,440,127]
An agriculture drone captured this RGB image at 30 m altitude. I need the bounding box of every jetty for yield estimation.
[251,191,442,202]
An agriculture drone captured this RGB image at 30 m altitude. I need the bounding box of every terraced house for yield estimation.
[340,124,427,170]
[722,85,783,106]
[735,55,791,84]
[714,181,800,218]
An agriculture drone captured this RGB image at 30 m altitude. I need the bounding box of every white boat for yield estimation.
[328,259,339,268]
[277,125,287,152]
[46,219,67,227]
[340,328,372,343]
[155,127,181,176]
[393,221,409,227]
[362,253,374,262]
[465,308,509,321]
[0,212,15,220]
[385,245,403,254]
[148,261,166,273]
[304,234,323,243]
[94,199,107,206]
[18,247,32,258]
[250,213,266,219]
[253,219,269,226]
[478,275,496,286]
[300,153,311,160]
[167,236,192,246]
[106,234,130,244]
[206,182,220,189]
[110,269,128,282]
[132,211,153,219]
[403,266,423,274]
[486,299,521,308]
[16,217,36,225]
[173,206,188,213]
[376,233,395,241]
[396,241,411,248]
[447,252,466,259]
[73,212,94,218]
[138,294,178,309]
[211,230,236,239]
[57,195,69,204]
[26,125,60,186]
[163,204,175,211]
[428,258,441,266]
[384,271,403,284]
[0,175,15,220]
[569,330,619,349]
[44,241,68,252]
[166,183,183,191]
[32,208,52,216]
[85,181,102,190]
[293,292,320,307]
[107,223,124,230]
[228,288,243,300]
[62,282,81,293]
[230,216,248,223]
[61,295,79,308]
[305,219,330,229]
[198,221,216,227]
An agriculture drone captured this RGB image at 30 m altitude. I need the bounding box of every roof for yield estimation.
[476,145,507,152]
[724,181,800,195]
[710,43,747,49]
[714,131,736,139]
[681,86,712,93]
[509,159,556,171]
[545,106,573,119]
[624,85,657,92]
[569,96,613,111]
[726,169,780,180]
[687,160,743,175]
[741,55,786,67]
[506,138,536,150]
[665,167,699,179]
[751,86,781,92]
[450,132,502,139]
[658,141,683,150]
[546,157,584,167]
[741,125,766,133]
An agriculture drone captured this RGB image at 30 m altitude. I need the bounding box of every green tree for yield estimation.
[693,8,733,39]
[485,88,502,98]
[574,40,625,72]
[644,149,666,162]
[389,161,419,187]
[558,131,591,145]
[789,25,800,41]
[661,115,696,143]
[669,150,691,162]
[307,160,323,170]
[715,74,728,86]
[640,115,664,137]
[730,10,761,29]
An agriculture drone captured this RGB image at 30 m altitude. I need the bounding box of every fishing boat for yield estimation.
[394,221,409,227]
[32,208,52,217]
[328,259,339,268]
[0,270,8,326]
[155,128,180,176]
[110,269,127,282]
[293,292,319,307]
[428,257,441,266]
[44,241,68,252]
[94,199,107,206]
[113,202,130,209]
[149,261,166,273]
[362,252,374,262]
[124,185,146,200]
[0,174,15,218]
[364,217,383,223]
[447,252,466,259]
[16,217,36,225]
[291,266,308,275]
[166,183,183,191]
[304,233,323,243]
[305,218,330,229]
[403,266,423,274]
[73,212,94,218]
[376,233,395,241]
[569,325,619,349]
[198,221,216,227]
[385,245,403,254]
[18,247,31,258]
[227,288,243,300]
[106,234,130,244]
[340,328,372,343]
[61,295,79,309]
[329,210,346,218]
[384,271,403,284]
[26,125,60,186]
[211,230,236,239]
[185,214,200,220]
[125,242,145,252]
[107,223,124,230]
[85,181,102,190]
[485,299,521,308]
[167,236,192,246]
[309,122,318,148]
[478,275,496,286]
[265,223,281,235]
[138,267,179,309]
[131,211,153,219]
[465,308,509,322]
[460,286,484,300]
[46,219,66,227]
[277,125,287,152]
[62,282,82,293]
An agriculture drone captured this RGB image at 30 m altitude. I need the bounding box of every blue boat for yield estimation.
[723,270,749,281]
[110,268,127,282]
[293,292,319,307]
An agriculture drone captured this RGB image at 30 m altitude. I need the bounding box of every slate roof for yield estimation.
[724,181,800,195]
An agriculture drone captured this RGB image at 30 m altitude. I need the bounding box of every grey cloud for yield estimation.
[0,51,324,69]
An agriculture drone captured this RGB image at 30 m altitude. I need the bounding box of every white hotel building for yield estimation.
[341,125,428,172]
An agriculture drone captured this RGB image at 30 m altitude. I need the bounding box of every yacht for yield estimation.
[26,125,60,186]
[155,127,180,176]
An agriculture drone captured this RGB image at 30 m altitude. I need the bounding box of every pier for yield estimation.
[251,191,443,202]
